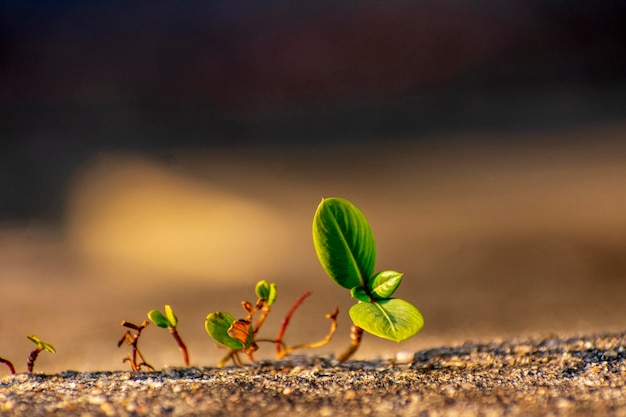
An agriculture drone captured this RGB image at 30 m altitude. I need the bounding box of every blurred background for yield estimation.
[1,1,626,373]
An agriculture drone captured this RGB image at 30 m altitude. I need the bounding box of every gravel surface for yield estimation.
[2,331,626,416]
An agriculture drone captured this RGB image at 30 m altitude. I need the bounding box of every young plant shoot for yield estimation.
[26,335,56,373]
[205,280,338,367]
[148,305,190,366]
[205,281,273,367]
[312,197,424,361]
[118,320,154,371]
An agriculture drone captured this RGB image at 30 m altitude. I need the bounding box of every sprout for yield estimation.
[26,334,56,373]
[148,305,189,366]
[312,197,424,360]
[117,320,154,372]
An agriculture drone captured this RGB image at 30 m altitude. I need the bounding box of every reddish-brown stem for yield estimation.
[253,305,271,334]
[337,324,364,362]
[169,327,190,367]
[118,320,151,371]
[275,290,312,355]
[0,357,16,375]
[27,348,42,373]
[277,307,339,359]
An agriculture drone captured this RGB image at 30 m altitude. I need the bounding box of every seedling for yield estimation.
[26,335,56,373]
[148,305,190,366]
[0,357,16,375]
[117,320,154,371]
[205,280,338,367]
[312,197,424,361]
[205,280,276,367]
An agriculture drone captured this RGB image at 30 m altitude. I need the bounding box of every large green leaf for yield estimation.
[349,299,424,342]
[368,270,403,299]
[312,197,376,289]
[205,312,252,350]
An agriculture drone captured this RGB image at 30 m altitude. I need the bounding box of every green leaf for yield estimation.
[368,270,403,299]
[205,312,252,350]
[41,342,56,354]
[148,310,171,328]
[350,286,371,302]
[164,305,178,327]
[255,280,277,306]
[349,299,424,342]
[27,334,42,346]
[312,197,376,290]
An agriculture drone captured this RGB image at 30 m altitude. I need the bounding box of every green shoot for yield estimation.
[26,334,56,373]
[205,280,338,367]
[312,197,424,360]
[148,305,190,366]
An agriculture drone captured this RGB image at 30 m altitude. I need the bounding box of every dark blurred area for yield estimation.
[2,0,626,221]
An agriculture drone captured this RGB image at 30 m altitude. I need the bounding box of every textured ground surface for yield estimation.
[2,331,626,417]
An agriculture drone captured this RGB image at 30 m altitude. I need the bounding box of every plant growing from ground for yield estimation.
[26,335,56,373]
[117,320,154,371]
[312,197,424,361]
[0,356,16,375]
[205,280,338,367]
[148,305,189,366]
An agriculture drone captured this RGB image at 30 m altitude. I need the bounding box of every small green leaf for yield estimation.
[27,335,56,353]
[148,310,171,328]
[255,280,277,306]
[368,270,403,299]
[312,197,377,290]
[205,312,253,350]
[27,335,41,346]
[41,342,56,354]
[350,286,371,302]
[349,299,424,342]
[164,305,178,327]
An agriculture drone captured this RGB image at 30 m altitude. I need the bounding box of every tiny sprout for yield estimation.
[118,320,154,372]
[206,280,339,367]
[0,357,16,375]
[147,305,189,366]
[26,334,56,373]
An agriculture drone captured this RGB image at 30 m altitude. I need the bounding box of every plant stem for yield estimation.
[337,324,364,362]
[169,327,190,367]
[275,290,312,355]
[27,348,42,373]
[0,357,15,375]
[277,307,339,359]
[253,305,270,334]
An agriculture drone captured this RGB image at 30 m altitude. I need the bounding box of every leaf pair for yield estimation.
[148,305,178,329]
[312,197,424,342]
[27,334,56,353]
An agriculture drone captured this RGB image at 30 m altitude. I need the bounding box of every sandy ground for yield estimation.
[2,332,626,416]
[1,123,626,374]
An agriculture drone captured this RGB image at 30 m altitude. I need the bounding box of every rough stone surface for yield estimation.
[2,332,626,416]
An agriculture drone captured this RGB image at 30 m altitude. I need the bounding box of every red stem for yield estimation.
[27,348,41,373]
[276,291,312,355]
[0,357,16,375]
[170,328,190,367]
